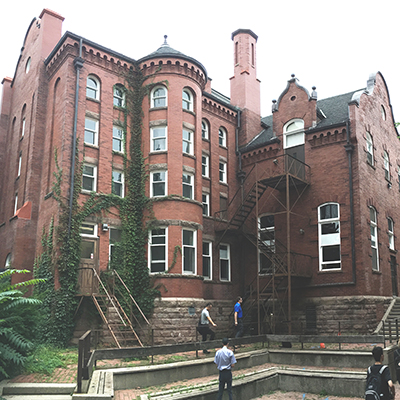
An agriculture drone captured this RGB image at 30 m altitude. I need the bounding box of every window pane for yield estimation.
[110,228,121,243]
[81,241,95,258]
[153,182,165,196]
[320,204,338,220]
[183,230,193,245]
[184,247,195,272]
[321,222,339,234]
[82,176,94,191]
[322,245,340,262]
[220,259,229,280]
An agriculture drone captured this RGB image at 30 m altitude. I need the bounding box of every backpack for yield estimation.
[365,365,387,400]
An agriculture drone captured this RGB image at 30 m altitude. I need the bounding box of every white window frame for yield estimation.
[113,85,125,107]
[219,161,227,183]
[384,151,390,181]
[109,227,122,261]
[202,241,212,280]
[150,170,167,197]
[182,229,196,274]
[388,217,395,251]
[4,253,11,269]
[219,243,231,281]
[151,86,167,108]
[14,193,18,215]
[366,131,374,165]
[318,202,341,271]
[202,120,209,140]
[17,154,22,177]
[370,206,379,271]
[21,117,26,138]
[183,129,193,155]
[283,119,305,149]
[86,75,100,100]
[25,57,31,74]
[82,164,97,192]
[148,227,167,273]
[112,170,124,197]
[182,89,193,111]
[84,118,99,146]
[182,173,194,199]
[218,127,226,147]
[80,222,98,238]
[112,126,124,153]
[202,193,210,216]
[151,126,167,152]
[202,155,209,177]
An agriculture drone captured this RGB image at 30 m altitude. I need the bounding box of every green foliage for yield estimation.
[0,269,44,378]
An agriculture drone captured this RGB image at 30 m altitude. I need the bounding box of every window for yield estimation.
[183,129,193,155]
[113,85,125,107]
[82,164,97,192]
[80,222,98,237]
[151,171,167,197]
[25,57,31,73]
[370,207,379,271]
[259,215,275,274]
[219,128,226,147]
[4,253,11,269]
[109,228,121,260]
[14,193,18,215]
[183,229,196,274]
[17,153,22,177]
[84,118,98,146]
[21,117,26,138]
[151,86,167,108]
[219,161,227,183]
[151,126,167,152]
[112,170,124,197]
[219,244,230,281]
[283,119,304,149]
[86,76,100,100]
[149,228,167,273]
[202,193,210,216]
[202,120,209,140]
[318,203,341,270]
[202,155,209,177]
[182,89,192,111]
[384,151,390,181]
[398,166,400,191]
[182,173,193,199]
[203,242,212,280]
[366,131,374,165]
[381,105,386,121]
[113,126,124,153]
[388,217,395,251]
[220,196,228,220]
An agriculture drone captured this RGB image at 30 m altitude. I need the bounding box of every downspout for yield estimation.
[68,39,84,238]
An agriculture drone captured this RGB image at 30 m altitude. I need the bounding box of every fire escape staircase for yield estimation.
[91,269,150,348]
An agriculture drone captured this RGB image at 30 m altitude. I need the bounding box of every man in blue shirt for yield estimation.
[234,296,243,338]
[214,338,236,400]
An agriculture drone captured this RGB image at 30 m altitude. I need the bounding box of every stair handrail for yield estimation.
[113,270,150,326]
[92,268,127,326]
[374,297,398,334]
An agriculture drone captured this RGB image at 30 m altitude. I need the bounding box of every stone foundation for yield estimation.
[149,298,235,345]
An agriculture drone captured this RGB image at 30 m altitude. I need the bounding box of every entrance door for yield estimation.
[390,256,398,297]
[78,238,99,295]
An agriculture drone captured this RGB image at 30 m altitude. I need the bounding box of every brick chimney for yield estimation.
[38,9,65,59]
[230,29,261,147]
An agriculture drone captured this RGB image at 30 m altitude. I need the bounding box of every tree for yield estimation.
[0,269,43,378]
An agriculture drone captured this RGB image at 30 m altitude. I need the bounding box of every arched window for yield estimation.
[25,57,31,73]
[366,131,374,165]
[383,151,390,181]
[86,75,100,100]
[151,86,167,108]
[283,119,304,149]
[182,89,193,111]
[202,120,209,140]
[381,105,386,121]
[113,85,125,107]
[20,105,26,138]
[218,127,226,147]
[318,202,341,270]
[4,253,11,269]
[370,206,379,271]
[388,217,395,251]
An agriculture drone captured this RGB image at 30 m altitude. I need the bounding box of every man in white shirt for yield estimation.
[197,303,217,354]
[214,338,236,400]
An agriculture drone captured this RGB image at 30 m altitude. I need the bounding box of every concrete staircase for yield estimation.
[374,297,400,337]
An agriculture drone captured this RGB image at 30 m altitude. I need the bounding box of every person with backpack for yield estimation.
[365,346,395,400]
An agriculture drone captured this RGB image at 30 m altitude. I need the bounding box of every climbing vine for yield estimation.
[34,63,160,346]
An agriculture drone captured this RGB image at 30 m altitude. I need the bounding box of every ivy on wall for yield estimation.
[34,63,160,346]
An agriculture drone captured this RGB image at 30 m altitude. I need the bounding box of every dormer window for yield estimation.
[283,119,304,149]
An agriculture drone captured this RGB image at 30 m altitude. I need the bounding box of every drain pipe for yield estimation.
[68,39,84,238]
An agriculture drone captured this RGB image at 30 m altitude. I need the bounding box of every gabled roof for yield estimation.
[240,89,361,153]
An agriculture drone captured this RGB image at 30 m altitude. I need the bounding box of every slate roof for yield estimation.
[241,89,362,153]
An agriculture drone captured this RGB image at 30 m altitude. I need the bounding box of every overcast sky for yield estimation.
[1,0,399,120]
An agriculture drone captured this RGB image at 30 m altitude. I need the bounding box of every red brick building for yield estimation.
[1,9,399,339]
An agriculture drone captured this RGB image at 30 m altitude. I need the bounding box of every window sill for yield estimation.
[183,153,196,160]
[219,145,228,150]
[84,143,99,149]
[372,269,382,274]
[183,109,195,116]
[202,138,210,142]
[389,248,397,254]
[149,150,168,155]
[150,106,167,111]
[202,176,211,181]
[86,97,100,103]
[317,268,342,274]
[219,181,228,186]
[366,160,376,170]
[113,105,126,110]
